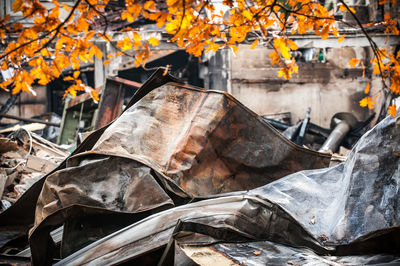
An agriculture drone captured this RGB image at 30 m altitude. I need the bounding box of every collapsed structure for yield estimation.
[0,69,398,265]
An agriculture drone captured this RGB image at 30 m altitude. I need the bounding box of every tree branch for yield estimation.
[0,0,82,61]
[337,0,387,88]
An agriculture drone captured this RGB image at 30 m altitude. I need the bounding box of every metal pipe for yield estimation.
[0,113,60,127]
[318,121,351,153]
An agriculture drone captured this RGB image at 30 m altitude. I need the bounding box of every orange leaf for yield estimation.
[103,60,110,65]
[388,105,397,117]
[63,76,74,81]
[349,58,359,67]
[144,0,155,10]
[364,82,370,94]
[73,71,80,79]
[384,13,391,21]
[163,65,170,76]
[1,61,8,71]
[339,4,346,12]
[12,0,23,12]
[338,35,345,43]
[90,89,100,103]
[250,39,259,49]
[287,39,298,50]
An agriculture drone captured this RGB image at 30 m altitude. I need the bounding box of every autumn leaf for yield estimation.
[90,89,100,103]
[287,39,298,51]
[148,37,160,46]
[364,82,370,94]
[338,35,345,43]
[250,39,259,49]
[388,105,397,117]
[163,65,170,76]
[73,71,80,79]
[349,58,359,67]
[242,10,253,20]
[359,97,369,107]
[144,1,155,10]
[360,96,376,109]
[117,38,133,51]
[1,61,8,71]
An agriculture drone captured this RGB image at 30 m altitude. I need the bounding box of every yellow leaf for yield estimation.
[360,96,376,109]
[338,35,345,42]
[364,82,370,94]
[73,71,80,79]
[242,10,252,20]
[359,97,369,107]
[250,39,259,49]
[388,104,397,117]
[349,58,359,67]
[117,38,132,51]
[148,37,160,46]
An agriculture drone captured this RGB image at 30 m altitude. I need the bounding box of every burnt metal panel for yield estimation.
[55,115,400,265]
[94,77,141,130]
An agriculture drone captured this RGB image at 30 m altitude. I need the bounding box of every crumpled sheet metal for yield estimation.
[87,81,330,196]
[56,115,400,265]
[56,195,327,265]
[34,155,173,223]
[249,114,400,247]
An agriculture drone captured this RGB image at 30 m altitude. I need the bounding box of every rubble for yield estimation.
[0,69,398,265]
[0,129,68,212]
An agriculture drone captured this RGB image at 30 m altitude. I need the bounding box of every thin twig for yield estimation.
[337,0,387,88]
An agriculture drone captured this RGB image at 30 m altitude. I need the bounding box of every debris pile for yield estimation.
[0,69,398,265]
[0,129,68,212]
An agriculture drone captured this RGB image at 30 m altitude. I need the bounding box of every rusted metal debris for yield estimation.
[0,68,398,265]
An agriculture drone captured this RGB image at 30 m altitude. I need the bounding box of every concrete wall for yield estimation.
[230,44,376,128]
